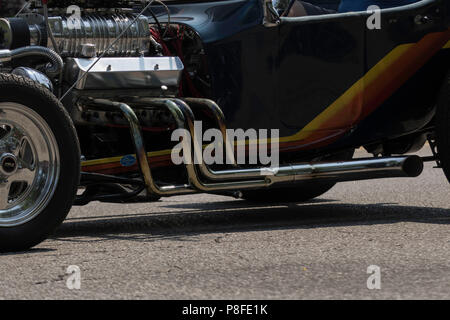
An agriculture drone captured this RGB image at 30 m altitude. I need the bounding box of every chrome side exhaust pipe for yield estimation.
[173,98,424,186]
[268,155,423,184]
[82,98,424,197]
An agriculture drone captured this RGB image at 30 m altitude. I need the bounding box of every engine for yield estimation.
[0,0,212,167]
[0,0,185,93]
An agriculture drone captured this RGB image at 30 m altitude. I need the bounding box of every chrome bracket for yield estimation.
[262,0,281,27]
[427,134,442,169]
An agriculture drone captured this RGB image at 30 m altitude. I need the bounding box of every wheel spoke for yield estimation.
[6,125,23,141]
[16,136,28,158]
[12,167,35,185]
[16,138,35,169]
[0,125,26,155]
[10,129,27,157]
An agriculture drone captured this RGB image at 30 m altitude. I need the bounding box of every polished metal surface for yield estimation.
[28,23,45,47]
[83,97,423,198]
[0,18,13,49]
[179,98,421,183]
[47,14,150,57]
[0,103,60,227]
[0,50,12,63]
[86,98,195,197]
[263,0,281,27]
[12,67,54,92]
[0,153,18,176]
[167,99,424,192]
[67,56,184,90]
[184,98,237,168]
[80,43,97,58]
[272,0,291,15]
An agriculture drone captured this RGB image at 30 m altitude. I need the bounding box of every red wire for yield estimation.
[150,25,202,97]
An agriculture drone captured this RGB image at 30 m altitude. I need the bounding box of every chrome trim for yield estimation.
[262,0,281,27]
[167,99,424,191]
[0,50,12,63]
[12,67,54,92]
[80,97,423,197]
[86,98,195,197]
[67,56,184,90]
[47,14,151,57]
[0,102,60,227]
[183,98,237,167]
[0,153,18,176]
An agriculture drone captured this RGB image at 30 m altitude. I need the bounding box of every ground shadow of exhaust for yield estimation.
[52,199,450,242]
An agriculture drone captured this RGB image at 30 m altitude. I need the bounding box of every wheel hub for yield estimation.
[0,153,18,176]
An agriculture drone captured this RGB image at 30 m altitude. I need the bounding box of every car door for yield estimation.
[357,0,450,139]
[276,10,368,150]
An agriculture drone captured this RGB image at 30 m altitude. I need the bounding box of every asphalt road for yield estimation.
[0,149,449,300]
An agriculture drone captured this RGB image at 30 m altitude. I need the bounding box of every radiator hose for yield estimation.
[0,46,63,77]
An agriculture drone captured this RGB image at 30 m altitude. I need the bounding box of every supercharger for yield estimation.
[0,13,151,57]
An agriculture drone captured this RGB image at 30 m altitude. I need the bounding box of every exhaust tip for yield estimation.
[402,155,424,177]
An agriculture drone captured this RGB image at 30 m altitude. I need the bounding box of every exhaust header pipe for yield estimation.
[82,98,424,196]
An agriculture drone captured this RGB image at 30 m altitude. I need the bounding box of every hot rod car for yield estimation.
[0,0,449,251]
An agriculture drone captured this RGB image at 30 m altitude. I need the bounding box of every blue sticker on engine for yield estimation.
[120,155,137,167]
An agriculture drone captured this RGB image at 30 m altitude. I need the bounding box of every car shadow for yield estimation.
[0,248,56,256]
[51,198,450,243]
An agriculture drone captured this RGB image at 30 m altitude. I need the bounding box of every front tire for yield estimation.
[0,74,80,252]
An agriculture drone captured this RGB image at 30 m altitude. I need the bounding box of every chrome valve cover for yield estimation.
[66,56,184,90]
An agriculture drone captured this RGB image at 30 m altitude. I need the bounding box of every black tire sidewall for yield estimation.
[0,74,80,252]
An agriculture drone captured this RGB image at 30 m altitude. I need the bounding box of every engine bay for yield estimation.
[0,0,211,94]
[0,0,213,173]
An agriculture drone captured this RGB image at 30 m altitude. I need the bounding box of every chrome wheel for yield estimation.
[0,102,60,227]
